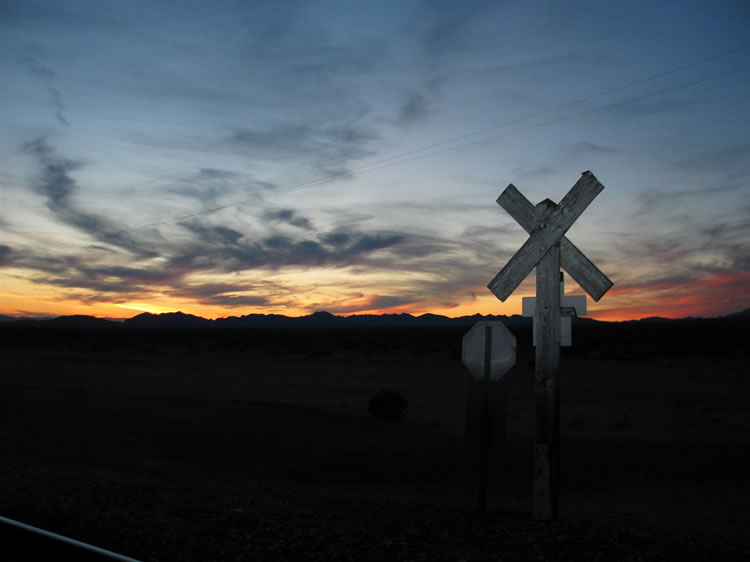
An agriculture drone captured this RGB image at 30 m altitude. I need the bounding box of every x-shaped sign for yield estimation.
[488,171,612,302]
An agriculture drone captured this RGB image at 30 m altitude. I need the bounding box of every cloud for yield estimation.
[7,129,529,313]
[229,124,310,153]
[23,137,158,258]
[198,168,238,180]
[228,122,376,177]
[23,137,80,205]
[263,208,313,230]
[366,295,419,310]
[318,231,351,247]
[635,183,748,220]
[42,275,149,296]
[310,293,425,315]
[85,265,181,284]
[391,2,499,126]
[398,91,431,124]
[168,217,407,274]
[164,282,271,308]
[9,222,403,307]
[179,223,245,246]
[409,0,497,57]
[199,294,270,307]
[347,232,404,254]
[13,48,56,81]
[0,245,12,266]
[676,144,750,175]
[6,199,510,315]
[12,48,70,126]
[262,236,328,266]
[565,141,619,155]
[7,244,176,302]
[48,87,69,126]
[14,253,174,298]
[591,271,750,320]
[600,206,750,313]
[163,167,275,213]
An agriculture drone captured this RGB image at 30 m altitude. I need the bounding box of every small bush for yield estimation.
[368,389,409,420]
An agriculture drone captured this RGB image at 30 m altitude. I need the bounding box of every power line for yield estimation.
[321,42,750,174]
[151,61,750,225]
[134,44,750,230]
[12,43,750,236]
[316,64,750,182]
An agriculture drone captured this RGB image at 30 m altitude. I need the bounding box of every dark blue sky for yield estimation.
[1,1,749,320]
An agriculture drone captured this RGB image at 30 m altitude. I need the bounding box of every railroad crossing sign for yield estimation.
[487,171,613,521]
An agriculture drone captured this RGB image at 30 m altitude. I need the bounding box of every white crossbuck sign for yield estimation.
[486,171,613,521]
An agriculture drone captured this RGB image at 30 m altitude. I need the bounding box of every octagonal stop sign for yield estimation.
[462,321,516,380]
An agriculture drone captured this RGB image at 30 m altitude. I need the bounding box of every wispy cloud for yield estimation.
[23,137,157,258]
[12,47,70,126]
[170,221,406,273]
[164,282,272,308]
[228,122,376,176]
[48,87,69,126]
[6,187,506,312]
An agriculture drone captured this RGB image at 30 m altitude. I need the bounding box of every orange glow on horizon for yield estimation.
[1,271,748,322]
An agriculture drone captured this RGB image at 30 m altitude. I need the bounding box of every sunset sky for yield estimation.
[1,1,749,321]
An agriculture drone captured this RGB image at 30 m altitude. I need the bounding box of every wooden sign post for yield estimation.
[523,273,587,347]
[462,321,516,518]
[487,171,613,521]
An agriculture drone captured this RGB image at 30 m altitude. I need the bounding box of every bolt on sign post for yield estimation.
[462,321,516,518]
[487,171,613,521]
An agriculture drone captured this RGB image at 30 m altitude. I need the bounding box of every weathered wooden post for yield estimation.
[487,171,613,520]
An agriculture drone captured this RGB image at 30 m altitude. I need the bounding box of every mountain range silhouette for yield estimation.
[1,308,748,328]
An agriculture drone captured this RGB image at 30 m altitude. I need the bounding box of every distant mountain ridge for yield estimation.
[1,308,748,328]
[125,310,535,328]
[126,311,212,328]
[725,307,750,318]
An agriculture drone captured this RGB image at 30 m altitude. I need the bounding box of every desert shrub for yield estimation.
[368,389,409,420]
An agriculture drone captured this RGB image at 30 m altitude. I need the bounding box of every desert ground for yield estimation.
[0,322,748,561]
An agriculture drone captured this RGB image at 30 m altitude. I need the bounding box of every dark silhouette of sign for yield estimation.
[488,171,613,521]
[462,322,516,517]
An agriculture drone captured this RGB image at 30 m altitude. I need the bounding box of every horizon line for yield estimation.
[2,306,748,324]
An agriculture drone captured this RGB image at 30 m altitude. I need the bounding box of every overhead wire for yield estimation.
[10,43,750,236]
[315,63,750,184]
[308,42,750,175]
[137,56,750,231]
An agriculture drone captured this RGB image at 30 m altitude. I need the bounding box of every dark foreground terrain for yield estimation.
[0,320,748,560]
